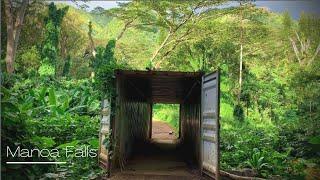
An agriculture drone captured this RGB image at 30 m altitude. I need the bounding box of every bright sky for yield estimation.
[53,1,129,11]
[53,0,320,19]
[247,0,319,19]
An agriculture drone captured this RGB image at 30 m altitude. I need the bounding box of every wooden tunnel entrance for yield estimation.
[99,70,220,179]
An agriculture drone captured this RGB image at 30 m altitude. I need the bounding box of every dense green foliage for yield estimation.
[1,75,102,179]
[1,1,320,179]
[40,3,68,76]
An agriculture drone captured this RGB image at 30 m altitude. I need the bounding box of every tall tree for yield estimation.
[238,1,244,102]
[145,0,226,69]
[289,32,320,66]
[88,21,96,57]
[290,13,320,67]
[106,1,150,41]
[40,2,68,76]
[4,0,29,74]
[237,0,254,101]
[109,0,226,69]
[88,21,96,79]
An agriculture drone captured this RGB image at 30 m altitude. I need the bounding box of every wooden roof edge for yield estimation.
[115,69,204,77]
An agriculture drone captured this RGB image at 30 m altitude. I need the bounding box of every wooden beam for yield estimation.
[149,103,153,139]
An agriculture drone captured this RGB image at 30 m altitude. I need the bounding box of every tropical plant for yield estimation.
[245,149,269,176]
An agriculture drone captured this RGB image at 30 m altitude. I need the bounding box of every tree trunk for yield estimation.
[239,44,243,100]
[88,30,96,58]
[238,3,244,102]
[116,19,133,41]
[13,0,28,53]
[150,31,171,68]
[154,39,179,69]
[246,101,249,116]
[4,0,29,74]
[60,35,68,60]
[88,21,96,80]
[5,29,15,74]
[4,0,14,74]
[309,101,312,120]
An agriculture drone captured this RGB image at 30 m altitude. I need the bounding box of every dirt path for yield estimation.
[152,120,176,140]
[106,121,207,180]
[107,140,204,180]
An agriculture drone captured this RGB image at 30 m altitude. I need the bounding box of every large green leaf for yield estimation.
[309,136,320,145]
[48,88,57,106]
[38,86,47,103]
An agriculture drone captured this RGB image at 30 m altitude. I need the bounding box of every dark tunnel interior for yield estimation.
[111,70,203,174]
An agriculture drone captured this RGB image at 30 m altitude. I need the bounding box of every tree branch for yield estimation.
[150,30,172,65]
[289,37,302,65]
[116,19,135,41]
[295,31,303,52]
[155,29,193,68]
[220,170,266,180]
[308,42,320,66]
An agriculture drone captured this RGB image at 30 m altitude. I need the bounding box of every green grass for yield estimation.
[152,104,179,133]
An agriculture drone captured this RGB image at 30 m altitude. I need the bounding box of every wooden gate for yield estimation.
[201,70,220,179]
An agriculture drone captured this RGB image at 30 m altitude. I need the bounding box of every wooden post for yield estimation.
[149,103,153,139]
[179,104,182,139]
